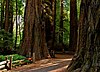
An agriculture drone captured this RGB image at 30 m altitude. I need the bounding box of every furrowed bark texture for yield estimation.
[21,0,49,60]
[67,0,100,72]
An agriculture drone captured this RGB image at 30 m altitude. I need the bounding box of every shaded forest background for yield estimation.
[0,0,81,56]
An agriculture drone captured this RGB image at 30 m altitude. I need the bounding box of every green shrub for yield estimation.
[0,55,5,61]
[12,54,26,61]
[0,29,13,55]
[0,54,26,62]
[0,54,32,67]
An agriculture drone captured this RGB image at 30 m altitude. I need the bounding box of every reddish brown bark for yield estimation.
[69,0,77,52]
[5,0,9,31]
[20,0,49,60]
[67,0,100,71]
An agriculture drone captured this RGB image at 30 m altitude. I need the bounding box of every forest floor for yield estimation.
[8,53,73,72]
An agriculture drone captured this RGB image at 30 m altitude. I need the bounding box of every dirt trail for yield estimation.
[10,54,73,72]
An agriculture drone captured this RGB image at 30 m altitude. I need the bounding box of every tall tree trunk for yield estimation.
[59,0,63,43]
[1,0,6,29]
[69,0,77,51]
[20,0,31,57]
[15,0,18,49]
[67,0,100,72]
[51,0,56,49]
[19,24,21,42]
[45,0,52,42]
[45,0,55,57]
[5,0,9,31]
[4,0,13,33]
[21,0,49,60]
[52,0,56,50]
[9,0,13,34]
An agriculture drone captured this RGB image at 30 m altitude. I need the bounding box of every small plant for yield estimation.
[0,55,5,61]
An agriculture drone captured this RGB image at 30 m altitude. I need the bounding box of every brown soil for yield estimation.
[9,54,73,72]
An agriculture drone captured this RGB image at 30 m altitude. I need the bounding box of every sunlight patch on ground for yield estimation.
[48,65,69,72]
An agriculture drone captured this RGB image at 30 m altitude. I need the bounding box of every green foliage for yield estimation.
[12,0,25,15]
[24,59,31,63]
[0,54,26,62]
[0,0,25,50]
[63,0,70,44]
[0,55,5,61]
[0,54,31,67]
[0,29,13,55]
[14,0,25,46]
[55,0,70,44]
[17,0,25,15]
[12,54,26,61]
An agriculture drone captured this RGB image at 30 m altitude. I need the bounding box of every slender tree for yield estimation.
[15,0,18,49]
[67,0,100,71]
[52,0,56,52]
[50,0,56,57]
[1,0,5,29]
[59,0,63,43]
[4,0,13,33]
[9,0,13,34]
[0,1,2,29]
[5,0,9,31]
[69,0,77,51]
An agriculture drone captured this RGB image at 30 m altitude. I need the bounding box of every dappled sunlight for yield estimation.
[48,65,69,72]
[10,54,73,72]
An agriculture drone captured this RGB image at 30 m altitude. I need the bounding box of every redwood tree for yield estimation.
[67,0,100,72]
[5,0,9,31]
[69,0,77,51]
[20,0,49,60]
[4,0,13,33]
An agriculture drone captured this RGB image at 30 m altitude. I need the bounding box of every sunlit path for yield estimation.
[10,54,73,72]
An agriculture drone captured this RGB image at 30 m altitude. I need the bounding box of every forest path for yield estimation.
[10,54,73,72]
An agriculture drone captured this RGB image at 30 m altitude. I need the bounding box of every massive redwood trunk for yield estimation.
[67,0,100,72]
[20,0,49,60]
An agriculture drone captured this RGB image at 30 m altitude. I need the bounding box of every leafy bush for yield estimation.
[0,55,5,61]
[12,54,26,61]
[0,54,26,62]
[0,29,13,55]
